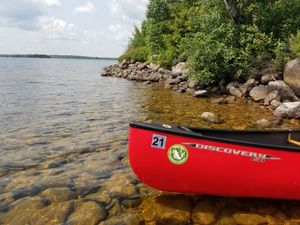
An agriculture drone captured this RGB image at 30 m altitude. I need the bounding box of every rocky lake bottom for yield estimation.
[1,58,300,225]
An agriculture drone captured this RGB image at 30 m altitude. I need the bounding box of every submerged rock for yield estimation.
[192,200,216,225]
[103,173,137,198]
[140,194,191,225]
[201,112,224,124]
[256,119,271,128]
[40,187,76,203]
[225,96,236,104]
[210,97,227,104]
[99,212,142,225]
[67,201,106,225]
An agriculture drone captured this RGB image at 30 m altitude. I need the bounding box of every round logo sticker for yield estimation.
[168,144,189,165]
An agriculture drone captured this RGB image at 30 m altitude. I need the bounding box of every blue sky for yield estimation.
[0,0,148,57]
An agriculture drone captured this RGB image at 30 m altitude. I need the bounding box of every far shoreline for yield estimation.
[0,54,117,61]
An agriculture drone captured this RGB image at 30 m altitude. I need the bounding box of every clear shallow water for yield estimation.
[0,57,291,223]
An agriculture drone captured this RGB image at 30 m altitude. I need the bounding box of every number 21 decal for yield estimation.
[151,134,167,150]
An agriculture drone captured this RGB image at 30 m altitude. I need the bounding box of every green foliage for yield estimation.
[120,0,300,85]
[290,31,300,57]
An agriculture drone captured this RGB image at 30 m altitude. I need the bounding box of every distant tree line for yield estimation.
[0,54,116,60]
[120,0,300,85]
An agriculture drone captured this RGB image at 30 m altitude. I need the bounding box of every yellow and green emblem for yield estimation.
[168,144,189,165]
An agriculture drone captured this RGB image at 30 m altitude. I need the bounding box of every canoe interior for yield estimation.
[130,121,300,151]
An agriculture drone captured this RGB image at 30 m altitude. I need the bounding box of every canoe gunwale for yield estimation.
[129,121,300,152]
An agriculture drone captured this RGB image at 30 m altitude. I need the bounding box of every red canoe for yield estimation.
[128,121,300,200]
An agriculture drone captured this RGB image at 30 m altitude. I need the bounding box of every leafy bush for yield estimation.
[290,31,300,57]
[120,0,300,84]
[119,47,149,62]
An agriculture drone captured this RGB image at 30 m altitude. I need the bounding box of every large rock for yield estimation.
[165,78,181,86]
[0,197,46,225]
[239,79,258,96]
[284,58,300,96]
[226,81,240,91]
[149,63,161,72]
[188,80,199,89]
[249,85,270,101]
[40,187,76,203]
[264,90,281,106]
[270,99,282,110]
[274,102,300,118]
[229,87,243,98]
[172,62,188,75]
[268,80,298,101]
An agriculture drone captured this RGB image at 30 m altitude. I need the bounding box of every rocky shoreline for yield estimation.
[102,59,300,126]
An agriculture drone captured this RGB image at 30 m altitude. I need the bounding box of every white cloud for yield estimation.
[109,24,131,41]
[38,17,74,32]
[37,16,77,41]
[108,0,148,47]
[0,0,61,30]
[110,0,147,23]
[74,2,96,14]
[32,0,61,7]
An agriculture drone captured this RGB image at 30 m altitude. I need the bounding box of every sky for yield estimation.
[0,0,148,57]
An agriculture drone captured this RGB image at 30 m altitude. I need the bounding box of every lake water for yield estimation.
[0,57,289,224]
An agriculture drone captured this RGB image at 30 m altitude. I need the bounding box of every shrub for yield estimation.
[290,31,300,57]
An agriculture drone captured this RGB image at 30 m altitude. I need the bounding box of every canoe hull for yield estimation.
[129,124,300,200]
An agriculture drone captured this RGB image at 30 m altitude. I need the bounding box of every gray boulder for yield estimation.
[249,85,270,101]
[172,62,188,75]
[149,63,161,72]
[165,78,181,85]
[264,90,281,106]
[229,86,243,98]
[274,102,300,118]
[268,80,298,102]
[148,72,161,82]
[270,99,282,110]
[188,80,199,89]
[239,79,258,96]
[283,58,300,96]
[226,81,240,91]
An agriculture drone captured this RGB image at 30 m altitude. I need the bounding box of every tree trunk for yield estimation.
[223,0,240,23]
